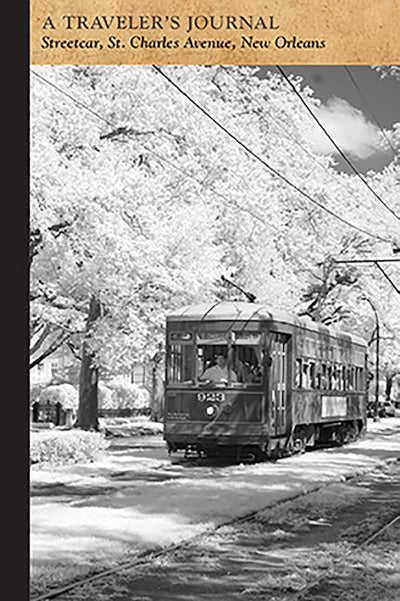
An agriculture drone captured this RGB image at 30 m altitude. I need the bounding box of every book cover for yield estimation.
[29,2,400,600]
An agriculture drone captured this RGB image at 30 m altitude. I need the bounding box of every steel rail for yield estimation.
[282,511,400,601]
[361,513,400,546]
[33,507,399,601]
[30,468,359,601]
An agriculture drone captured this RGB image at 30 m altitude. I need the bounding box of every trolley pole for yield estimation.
[362,297,380,422]
[221,275,256,303]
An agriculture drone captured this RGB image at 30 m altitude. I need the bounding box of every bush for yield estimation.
[30,383,47,404]
[30,430,108,465]
[100,378,150,412]
[99,416,163,437]
[98,382,114,409]
[38,383,78,410]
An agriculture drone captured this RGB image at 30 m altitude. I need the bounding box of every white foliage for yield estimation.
[30,65,400,376]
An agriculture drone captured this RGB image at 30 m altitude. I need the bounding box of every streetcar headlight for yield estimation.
[205,404,217,417]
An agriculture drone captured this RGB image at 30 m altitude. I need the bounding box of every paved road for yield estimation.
[56,462,400,601]
[30,418,400,597]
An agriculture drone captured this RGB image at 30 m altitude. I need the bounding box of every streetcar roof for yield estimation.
[166,302,367,347]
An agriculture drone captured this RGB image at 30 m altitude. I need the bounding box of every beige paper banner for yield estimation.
[31,0,400,65]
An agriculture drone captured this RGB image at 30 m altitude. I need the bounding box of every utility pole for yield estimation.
[332,256,397,421]
[362,297,380,422]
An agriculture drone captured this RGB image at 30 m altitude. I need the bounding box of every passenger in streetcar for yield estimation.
[199,350,238,383]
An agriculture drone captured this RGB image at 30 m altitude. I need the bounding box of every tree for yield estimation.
[31,66,224,427]
[30,65,400,428]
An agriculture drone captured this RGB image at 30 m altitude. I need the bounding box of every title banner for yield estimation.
[31,0,400,65]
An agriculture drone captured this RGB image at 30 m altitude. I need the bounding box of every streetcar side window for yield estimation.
[302,362,309,388]
[355,367,364,391]
[359,367,365,390]
[167,343,194,384]
[338,365,342,390]
[347,366,352,390]
[330,365,336,390]
[350,366,356,390]
[333,365,341,391]
[295,359,302,388]
[309,361,316,389]
[319,363,328,390]
[327,365,333,390]
[295,359,316,389]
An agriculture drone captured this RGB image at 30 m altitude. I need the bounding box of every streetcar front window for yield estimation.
[166,330,264,386]
[196,333,230,385]
[197,331,263,386]
[232,332,263,385]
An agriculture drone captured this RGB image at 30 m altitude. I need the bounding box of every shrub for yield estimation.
[100,378,150,411]
[30,383,47,404]
[38,383,79,410]
[98,382,114,409]
[30,430,108,465]
[99,416,163,437]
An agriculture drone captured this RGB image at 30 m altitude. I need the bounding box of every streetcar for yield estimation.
[164,302,368,460]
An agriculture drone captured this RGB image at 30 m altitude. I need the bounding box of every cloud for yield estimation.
[307,97,385,160]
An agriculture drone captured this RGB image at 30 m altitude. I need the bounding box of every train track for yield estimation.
[281,512,400,601]
[31,476,329,601]
[31,464,400,601]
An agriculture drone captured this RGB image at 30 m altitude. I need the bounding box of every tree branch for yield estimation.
[66,341,82,362]
[29,332,70,369]
[30,323,53,356]
[29,228,43,267]
[99,127,156,141]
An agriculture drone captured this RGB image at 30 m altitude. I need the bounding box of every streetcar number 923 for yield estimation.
[197,392,226,403]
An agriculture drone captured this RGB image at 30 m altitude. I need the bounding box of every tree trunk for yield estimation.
[75,296,101,431]
[385,373,396,401]
[150,347,164,422]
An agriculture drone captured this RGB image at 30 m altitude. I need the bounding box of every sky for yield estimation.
[259,65,400,174]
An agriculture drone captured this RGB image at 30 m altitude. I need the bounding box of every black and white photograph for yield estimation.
[30,64,400,600]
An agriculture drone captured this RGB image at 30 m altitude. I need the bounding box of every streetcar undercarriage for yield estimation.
[166,418,365,462]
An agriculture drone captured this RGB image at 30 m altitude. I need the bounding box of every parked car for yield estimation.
[367,399,386,418]
[378,400,396,417]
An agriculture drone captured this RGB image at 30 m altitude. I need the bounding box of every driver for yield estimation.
[199,351,238,383]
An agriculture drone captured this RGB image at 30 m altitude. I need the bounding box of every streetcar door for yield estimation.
[269,333,290,436]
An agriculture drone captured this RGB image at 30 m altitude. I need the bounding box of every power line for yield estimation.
[276,65,400,223]
[152,65,393,244]
[333,258,400,263]
[374,262,400,294]
[343,66,397,158]
[30,69,268,227]
[218,66,391,233]
[334,257,400,294]
[220,66,345,182]
[31,69,112,129]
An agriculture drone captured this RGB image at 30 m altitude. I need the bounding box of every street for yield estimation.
[51,461,400,601]
[30,418,400,599]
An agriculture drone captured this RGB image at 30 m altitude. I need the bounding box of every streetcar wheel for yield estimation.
[293,437,306,454]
